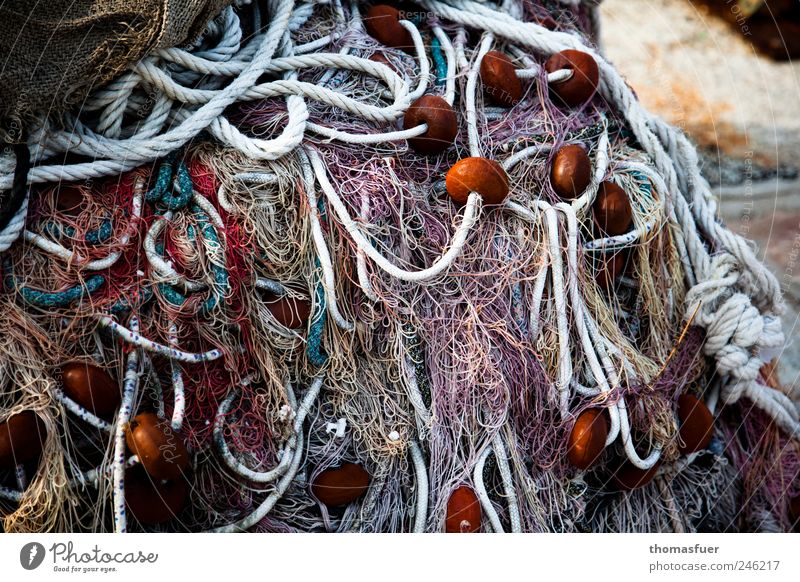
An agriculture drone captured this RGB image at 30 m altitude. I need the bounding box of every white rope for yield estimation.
[210,375,323,532]
[298,148,354,331]
[431,24,457,105]
[7,12,432,183]
[23,177,145,271]
[0,0,794,537]
[466,35,493,157]
[403,352,432,439]
[168,322,186,431]
[53,390,112,432]
[97,315,223,363]
[473,446,504,533]
[143,212,207,292]
[0,194,28,253]
[415,0,785,409]
[214,380,302,483]
[492,433,522,532]
[399,20,431,101]
[556,202,620,445]
[542,204,570,416]
[0,486,23,502]
[408,441,429,532]
[307,147,483,283]
[356,192,380,302]
[6,0,298,188]
[112,319,141,533]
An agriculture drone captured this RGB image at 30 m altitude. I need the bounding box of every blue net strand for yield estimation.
[3,259,105,308]
[431,36,447,87]
[307,195,329,367]
[109,285,154,315]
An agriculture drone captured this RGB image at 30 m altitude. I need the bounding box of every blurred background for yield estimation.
[599,0,800,389]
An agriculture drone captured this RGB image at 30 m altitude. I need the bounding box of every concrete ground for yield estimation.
[600,0,800,390]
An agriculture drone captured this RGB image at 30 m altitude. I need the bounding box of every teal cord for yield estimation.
[307,196,329,367]
[146,156,175,204]
[147,160,229,312]
[193,204,230,314]
[4,259,105,308]
[109,286,153,315]
[307,259,328,367]
[159,282,187,307]
[85,219,114,245]
[431,37,447,87]
[40,218,113,245]
[146,156,193,211]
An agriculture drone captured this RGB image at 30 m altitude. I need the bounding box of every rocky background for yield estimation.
[601,0,800,390]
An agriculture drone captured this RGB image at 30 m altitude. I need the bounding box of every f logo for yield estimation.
[19,542,45,570]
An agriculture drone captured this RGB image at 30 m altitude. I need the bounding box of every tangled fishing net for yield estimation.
[0,0,798,533]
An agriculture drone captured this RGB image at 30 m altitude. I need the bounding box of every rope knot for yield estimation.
[686,257,784,405]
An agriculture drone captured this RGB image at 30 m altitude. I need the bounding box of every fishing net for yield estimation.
[0,0,797,533]
[0,0,231,128]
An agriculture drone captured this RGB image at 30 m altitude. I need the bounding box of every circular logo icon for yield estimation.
[20,542,46,570]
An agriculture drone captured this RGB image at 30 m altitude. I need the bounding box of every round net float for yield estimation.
[480,50,523,108]
[310,463,370,507]
[593,181,633,236]
[368,51,398,74]
[535,15,558,30]
[363,5,413,53]
[125,412,189,481]
[0,412,46,471]
[550,144,592,200]
[54,186,85,215]
[263,292,312,329]
[592,249,627,291]
[567,408,609,470]
[125,466,187,525]
[59,362,120,420]
[445,485,481,533]
[611,459,662,491]
[676,394,714,455]
[445,157,510,205]
[544,49,599,107]
[403,95,458,155]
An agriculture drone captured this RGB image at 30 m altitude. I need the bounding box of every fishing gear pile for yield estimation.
[0,0,798,533]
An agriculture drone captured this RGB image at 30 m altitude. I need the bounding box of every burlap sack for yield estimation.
[0,0,231,137]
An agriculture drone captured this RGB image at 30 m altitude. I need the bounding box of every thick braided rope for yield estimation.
[1,5,427,187]
[0,196,28,253]
[0,0,295,188]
